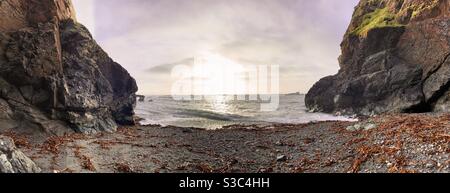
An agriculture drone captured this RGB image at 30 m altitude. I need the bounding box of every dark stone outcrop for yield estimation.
[136,95,146,102]
[306,0,450,115]
[0,0,138,134]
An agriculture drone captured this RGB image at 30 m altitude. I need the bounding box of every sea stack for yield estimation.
[306,0,449,115]
[0,0,138,134]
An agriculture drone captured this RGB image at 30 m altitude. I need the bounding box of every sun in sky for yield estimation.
[172,52,250,96]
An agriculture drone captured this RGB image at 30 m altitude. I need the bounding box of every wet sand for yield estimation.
[2,113,449,173]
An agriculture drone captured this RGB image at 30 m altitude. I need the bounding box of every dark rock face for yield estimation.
[306,0,450,115]
[0,0,137,133]
[0,0,76,31]
[0,135,41,173]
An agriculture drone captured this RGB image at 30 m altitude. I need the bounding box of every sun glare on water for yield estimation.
[170,51,279,113]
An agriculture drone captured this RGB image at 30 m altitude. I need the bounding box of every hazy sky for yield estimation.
[73,0,359,95]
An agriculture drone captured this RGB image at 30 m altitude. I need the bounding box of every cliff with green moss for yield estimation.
[348,0,445,36]
[306,0,449,115]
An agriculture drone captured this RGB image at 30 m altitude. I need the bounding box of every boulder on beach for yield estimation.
[0,135,40,173]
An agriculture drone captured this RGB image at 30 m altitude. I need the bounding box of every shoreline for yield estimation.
[134,94,357,130]
[134,113,359,131]
[1,113,448,173]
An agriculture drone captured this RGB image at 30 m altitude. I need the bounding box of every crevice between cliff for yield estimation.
[424,52,450,82]
[405,52,450,113]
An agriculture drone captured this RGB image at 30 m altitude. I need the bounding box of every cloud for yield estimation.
[147,58,195,74]
[75,0,360,95]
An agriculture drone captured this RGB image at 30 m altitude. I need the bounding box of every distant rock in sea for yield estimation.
[306,0,450,115]
[0,0,138,134]
[136,95,146,102]
[286,92,302,96]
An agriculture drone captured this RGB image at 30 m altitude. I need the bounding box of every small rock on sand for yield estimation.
[275,141,284,146]
[346,122,377,131]
[276,155,287,162]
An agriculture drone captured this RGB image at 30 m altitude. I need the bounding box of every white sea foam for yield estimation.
[135,94,356,129]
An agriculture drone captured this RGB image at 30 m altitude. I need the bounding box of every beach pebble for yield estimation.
[426,162,435,169]
[275,141,284,146]
[276,155,287,162]
[182,128,193,133]
[230,159,239,165]
[259,168,271,173]
[386,162,393,168]
[346,124,361,131]
[363,123,377,131]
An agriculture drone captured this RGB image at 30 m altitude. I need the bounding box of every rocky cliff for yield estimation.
[306,0,450,115]
[0,0,138,134]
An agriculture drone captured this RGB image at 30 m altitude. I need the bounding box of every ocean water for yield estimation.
[135,94,355,129]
